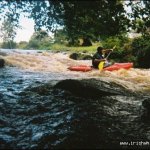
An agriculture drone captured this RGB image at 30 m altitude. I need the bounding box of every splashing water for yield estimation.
[91,68,150,93]
[1,49,150,93]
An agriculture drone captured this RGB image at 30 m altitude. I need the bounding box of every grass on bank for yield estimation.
[48,42,101,54]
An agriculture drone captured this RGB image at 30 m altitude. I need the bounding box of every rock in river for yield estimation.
[0,58,5,68]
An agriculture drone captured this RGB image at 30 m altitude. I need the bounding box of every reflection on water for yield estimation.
[0,49,150,149]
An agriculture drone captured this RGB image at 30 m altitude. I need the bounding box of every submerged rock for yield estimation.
[54,78,129,99]
[0,59,5,68]
[142,98,150,110]
[0,51,7,56]
[141,98,150,122]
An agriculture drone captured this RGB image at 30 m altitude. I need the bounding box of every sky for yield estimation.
[14,16,35,43]
[0,14,35,43]
[0,14,53,43]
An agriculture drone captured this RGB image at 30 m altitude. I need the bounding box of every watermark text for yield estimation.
[120,141,149,146]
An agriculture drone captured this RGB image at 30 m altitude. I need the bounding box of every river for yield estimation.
[0,49,150,149]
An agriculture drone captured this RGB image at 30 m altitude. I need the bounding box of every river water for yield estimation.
[0,49,150,149]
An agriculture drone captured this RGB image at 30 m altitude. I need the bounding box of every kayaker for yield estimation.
[92,46,113,68]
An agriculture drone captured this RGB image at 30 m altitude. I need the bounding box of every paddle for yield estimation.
[98,45,116,71]
[98,61,105,71]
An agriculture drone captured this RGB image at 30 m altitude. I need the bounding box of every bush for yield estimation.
[101,35,134,62]
[1,41,17,49]
[131,34,150,68]
[101,35,129,50]
[27,39,40,49]
[17,41,28,49]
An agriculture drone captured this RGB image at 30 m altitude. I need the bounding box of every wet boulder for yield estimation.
[54,79,126,99]
[0,58,5,68]
[0,51,7,56]
[141,98,150,121]
[142,98,150,112]
[69,53,79,60]
[69,52,92,60]
[82,54,92,60]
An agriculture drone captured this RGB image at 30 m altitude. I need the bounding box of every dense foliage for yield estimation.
[26,30,53,49]
[101,36,134,63]
[131,34,150,68]
[127,1,150,34]
[1,1,150,41]
[0,0,132,45]
[1,41,17,49]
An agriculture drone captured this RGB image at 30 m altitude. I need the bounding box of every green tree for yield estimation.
[131,34,150,68]
[54,29,68,44]
[46,1,130,45]
[127,1,150,34]
[0,0,131,46]
[27,30,53,49]
[2,0,150,45]
[30,30,49,41]
[17,41,28,49]
[0,15,18,48]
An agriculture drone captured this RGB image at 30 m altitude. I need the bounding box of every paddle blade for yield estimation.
[98,61,105,71]
[112,45,116,51]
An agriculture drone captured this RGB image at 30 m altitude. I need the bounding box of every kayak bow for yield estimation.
[68,65,92,72]
[103,63,133,71]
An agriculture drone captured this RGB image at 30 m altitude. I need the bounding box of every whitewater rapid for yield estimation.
[1,49,150,94]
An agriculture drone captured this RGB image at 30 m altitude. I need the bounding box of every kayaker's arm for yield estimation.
[93,58,106,64]
[102,49,113,58]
